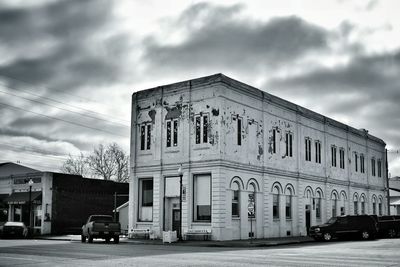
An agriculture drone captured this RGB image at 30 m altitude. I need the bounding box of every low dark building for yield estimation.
[0,162,128,235]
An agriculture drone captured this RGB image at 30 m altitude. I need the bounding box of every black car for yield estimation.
[309,215,378,241]
[377,215,400,238]
[1,222,28,238]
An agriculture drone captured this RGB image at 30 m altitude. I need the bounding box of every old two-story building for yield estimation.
[128,74,388,241]
[0,162,129,234]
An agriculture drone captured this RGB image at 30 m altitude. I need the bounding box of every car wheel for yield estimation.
[361,230,370,240]
[323,232,332,241]
[388,229,396,238]
[114,236,119,244]
[81,235,86,243]
[88,236,93,243]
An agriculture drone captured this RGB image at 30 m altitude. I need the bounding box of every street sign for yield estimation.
[248,193,255,218]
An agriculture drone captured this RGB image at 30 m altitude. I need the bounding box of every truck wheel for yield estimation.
[88,236,93,243]
[361,230,370,240]
[323,232,332,241]
[81,235,86,243]
[105,238,110,243]
[388,229,396,238]
[114,236,119,244]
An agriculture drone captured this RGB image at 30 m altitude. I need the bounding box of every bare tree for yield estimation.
[109,143,129,183]
[87,144,115,180]
[60,152,90,177]
[61,143,129,182]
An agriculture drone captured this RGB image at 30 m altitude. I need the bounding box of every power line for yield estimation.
[0,87,130,128]
[0,101,129,138]
[0,75,130,123]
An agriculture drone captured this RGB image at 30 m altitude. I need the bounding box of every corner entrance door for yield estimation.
[305,205,311,235]
[172,209,181,237]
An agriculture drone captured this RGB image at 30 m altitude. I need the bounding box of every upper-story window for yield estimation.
[272,128,279,154]
[305,137,311,161]
[315,140,321,164]
[377,159,382,177]
[285,132,293,157]
[195,114,208,144]
[166,119,178,147]
[237,117,242,146]
[331,145,337,167]
[360,154,365,173]
[354,153,358,172]
[339,148,345,169]
[140,123,151,150]
[371,158,376,176]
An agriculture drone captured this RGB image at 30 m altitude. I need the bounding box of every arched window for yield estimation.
[272,185,280,219]
[353,193,359,215]
[340,191,347,215]
[372,195,377,215]
[331,191,339,217]
[315,190,322,219]
[285,186,294,219]
[248,182,256,219]
[378,197,383,216]
[231,181,240,217]
[360,194,366,214]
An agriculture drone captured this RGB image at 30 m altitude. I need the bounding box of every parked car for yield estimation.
[309,215,378,241]
[1,222,28,238]
[377,215,400,238]
[81,215,120,244]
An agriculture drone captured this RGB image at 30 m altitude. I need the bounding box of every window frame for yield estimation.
[315,140,321,164]
[138,178,154,222]
[166,119,179,148]
[193,174,212,222]
[285,131,293,157]
[331,145,337,167]
[305,137,311,162]
[139,123,152,151]
[195,113,209,145]
[339,148,345,169]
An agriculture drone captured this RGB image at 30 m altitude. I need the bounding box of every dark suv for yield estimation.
[309,215,378,241]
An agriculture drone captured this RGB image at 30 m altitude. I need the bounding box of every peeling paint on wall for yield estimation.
[165,105,182,120]
[148,110,156,123]
[212,108,219,116]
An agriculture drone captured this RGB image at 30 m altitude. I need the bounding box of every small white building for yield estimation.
[128,74,388,240]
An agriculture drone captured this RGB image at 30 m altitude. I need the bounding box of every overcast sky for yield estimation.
[0,0,399,176]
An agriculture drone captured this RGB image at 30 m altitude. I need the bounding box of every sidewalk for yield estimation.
[37,235,314,247]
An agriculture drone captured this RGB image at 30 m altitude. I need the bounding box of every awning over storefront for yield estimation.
[5,191,42,204]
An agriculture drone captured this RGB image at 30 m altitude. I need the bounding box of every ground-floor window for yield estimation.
[13,205,22,222]
[272,186,280,219]
[378,198,382,216]
[193,174,211,222]
[360,195,366,215]
[285,187,293,219]
[315,197,321,219]
[34,205,42,227]
[139,178,153,221]
[231,181,240,217]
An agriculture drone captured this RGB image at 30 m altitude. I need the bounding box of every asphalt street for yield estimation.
[0,238,399,266]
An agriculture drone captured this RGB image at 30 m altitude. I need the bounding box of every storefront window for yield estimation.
[194,174,211,221]
[13,205,22,222]
[34,205,42,227]
[139,178,153,221]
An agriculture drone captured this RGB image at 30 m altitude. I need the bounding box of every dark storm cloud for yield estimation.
[143,2,329,72]
[268,49,400,146]
[0,0,129,93]
[269,50,400,100]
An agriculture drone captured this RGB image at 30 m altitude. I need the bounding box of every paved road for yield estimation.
[0,238,400,266]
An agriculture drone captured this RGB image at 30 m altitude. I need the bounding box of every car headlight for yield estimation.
[314,228,320,233]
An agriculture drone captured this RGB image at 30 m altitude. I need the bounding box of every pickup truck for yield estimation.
[81,215,120,244]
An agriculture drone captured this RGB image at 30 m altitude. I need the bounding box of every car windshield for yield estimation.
[90,216,113,222]
[327,217,337,224]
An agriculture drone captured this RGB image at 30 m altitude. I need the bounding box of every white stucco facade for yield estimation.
[129,74,388,241]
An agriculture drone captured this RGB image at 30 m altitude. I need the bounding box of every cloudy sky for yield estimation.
[0,0,399,176]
